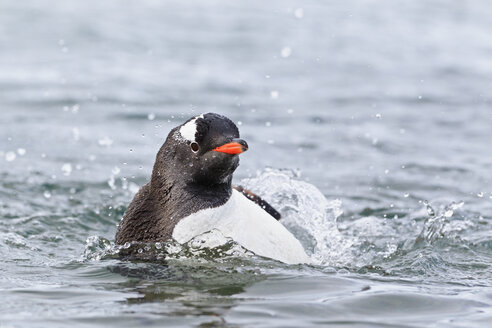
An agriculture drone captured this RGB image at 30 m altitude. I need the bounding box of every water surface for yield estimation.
[1,1,492,327]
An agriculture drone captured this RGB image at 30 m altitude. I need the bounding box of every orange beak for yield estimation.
[213,139,248,155]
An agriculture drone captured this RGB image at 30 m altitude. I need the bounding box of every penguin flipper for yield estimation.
[233,185,281,220]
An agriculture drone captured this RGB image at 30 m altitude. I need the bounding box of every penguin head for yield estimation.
[155,113,248,186]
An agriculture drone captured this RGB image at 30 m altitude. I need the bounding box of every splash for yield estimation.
[83,231,254,263]
[414,201,466,246]
[84,169,354,266]
[240,168,353,266]
[83,235,118,261]
[84,169,482,276]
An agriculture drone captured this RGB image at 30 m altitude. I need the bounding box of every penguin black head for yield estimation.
[153,113,248,187]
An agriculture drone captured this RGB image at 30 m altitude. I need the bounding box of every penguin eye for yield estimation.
[190,142,200,153]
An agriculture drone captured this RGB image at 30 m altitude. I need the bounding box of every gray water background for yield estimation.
[1,1,492,327]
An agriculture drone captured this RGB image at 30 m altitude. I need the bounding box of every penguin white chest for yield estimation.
[172,190,311,264]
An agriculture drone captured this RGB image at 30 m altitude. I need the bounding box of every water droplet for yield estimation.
[375,113,381,119]
[138,248,143,254]
[98,136,113,147]
[72,127,80,141]
[17,148,26,156]
[111,166,120,175]
[123,242,131,249]
[5,151,16,162]
[43,191,51,199]
[61,163,72,176]
[444,210,454,218]
[281,47,292,58]
[237,121,242,126]
[155,242,162,250]
[270,91,279,99]
[129,148,133,152]
[265,121,272,127]
[477,192,484,198]
[108,175,116,190]
[423,200,435,216]
[147,113,156,120]
[294,8,304,18]
[404,193,409,198]
[384,169,389,174]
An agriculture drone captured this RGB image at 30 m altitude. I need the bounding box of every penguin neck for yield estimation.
[184,178,233,203]
[150,172,233,219]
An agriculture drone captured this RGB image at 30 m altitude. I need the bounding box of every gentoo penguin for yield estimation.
[115,113,310,264]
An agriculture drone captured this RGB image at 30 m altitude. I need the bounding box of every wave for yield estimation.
[81,169,491,285]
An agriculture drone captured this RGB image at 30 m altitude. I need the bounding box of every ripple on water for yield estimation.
[75,169,492,287]
[2,168,492,327]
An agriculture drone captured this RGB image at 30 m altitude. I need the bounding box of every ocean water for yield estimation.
[1,1,492,327]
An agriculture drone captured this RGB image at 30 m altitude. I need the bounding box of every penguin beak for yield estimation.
[213,138,248,155]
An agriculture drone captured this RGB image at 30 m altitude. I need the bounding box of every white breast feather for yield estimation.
[172,189,311,264]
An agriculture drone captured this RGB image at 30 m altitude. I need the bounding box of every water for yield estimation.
[1,1,492,327]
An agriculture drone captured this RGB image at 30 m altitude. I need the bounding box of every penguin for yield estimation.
[115,113,310,264]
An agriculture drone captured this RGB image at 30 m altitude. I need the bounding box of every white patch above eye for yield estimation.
[179,114,204,142]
